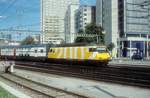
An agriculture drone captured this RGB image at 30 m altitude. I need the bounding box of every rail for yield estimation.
[14,61,150,88]
[0,73,89,98]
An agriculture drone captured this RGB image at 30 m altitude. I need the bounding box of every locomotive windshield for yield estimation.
[96,47,107,53]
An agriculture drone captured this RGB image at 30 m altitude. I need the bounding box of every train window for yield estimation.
[35,50,37,53]
[40,49,44,53]
[89,48,96,52]
[97,48,107,53]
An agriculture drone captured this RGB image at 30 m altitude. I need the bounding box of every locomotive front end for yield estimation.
[96,47,111,63]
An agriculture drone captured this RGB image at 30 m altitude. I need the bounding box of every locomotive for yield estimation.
[0,44,111,66]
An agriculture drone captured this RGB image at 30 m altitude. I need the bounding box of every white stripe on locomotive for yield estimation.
[81,47,84,59]
[57,48,63,58]
[70,47,72,59]
[74,47,77,59]
[88,52,97,59]
[64,48,66,58]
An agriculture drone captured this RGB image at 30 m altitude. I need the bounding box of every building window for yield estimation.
[84,13,87,16]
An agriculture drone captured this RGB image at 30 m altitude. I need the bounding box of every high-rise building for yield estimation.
[76,6,96,32]
[41,0,79,44]
[96,0,150,58]
[65,4,79,43]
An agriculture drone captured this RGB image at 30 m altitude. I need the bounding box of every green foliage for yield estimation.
[78,29,84,34]
[75,23,104,44]
[85,22,103,35]
[0,87,18,98]
[85,22,105,44]
[21,36,35,45]
[107,42,115,51]
[75,37,96,43]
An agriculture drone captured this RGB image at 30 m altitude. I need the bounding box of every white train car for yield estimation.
[0,46,16,59]
[0,44,50,61]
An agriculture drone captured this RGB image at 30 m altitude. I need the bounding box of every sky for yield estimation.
[0,0,40,30]
[0,0,96,31]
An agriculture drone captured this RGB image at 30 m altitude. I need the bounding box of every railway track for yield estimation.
[15,61,150,88]
[0,73,88,98]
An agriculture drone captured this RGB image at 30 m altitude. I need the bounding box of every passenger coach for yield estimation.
[0,44,50,61]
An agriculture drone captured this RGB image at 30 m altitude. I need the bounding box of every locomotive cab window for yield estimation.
[96,48,107,53]
[49,49,52,52]
[49,49,55,53]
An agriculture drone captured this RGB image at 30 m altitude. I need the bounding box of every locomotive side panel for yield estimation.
[48,46,98,60]
[48,46,111,66]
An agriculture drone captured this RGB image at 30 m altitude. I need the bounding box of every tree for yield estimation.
[75,23,104,44]
[21,36,35,45]
[75,37,89,43]
[78,29,84,34]
[85,22,104,44]
[85,22,103,35]
[107,42,115,51]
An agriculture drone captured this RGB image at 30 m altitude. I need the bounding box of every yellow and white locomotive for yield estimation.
[48,44,111,66]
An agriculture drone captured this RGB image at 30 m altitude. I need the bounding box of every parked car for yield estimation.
[131,53,143,60]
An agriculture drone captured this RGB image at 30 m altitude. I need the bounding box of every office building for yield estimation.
[96,0,150,58]
[65,4,79,43]
[76,6,96,32]
[41,0,79,44]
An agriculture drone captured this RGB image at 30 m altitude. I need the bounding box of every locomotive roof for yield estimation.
[53,43,105,47]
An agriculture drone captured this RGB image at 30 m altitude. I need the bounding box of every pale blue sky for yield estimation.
[0,0,96,31]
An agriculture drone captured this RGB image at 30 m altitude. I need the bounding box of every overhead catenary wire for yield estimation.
[0,0,95,41]
[4,22,40,30]
[0,0,94,29]
[0,0,39,26]
[0,0,18,19]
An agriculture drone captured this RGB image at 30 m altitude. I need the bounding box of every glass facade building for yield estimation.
[119,0,150,57]
[119,0,150,37]
[96,0,150,58]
